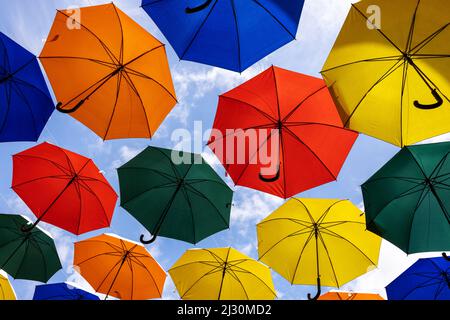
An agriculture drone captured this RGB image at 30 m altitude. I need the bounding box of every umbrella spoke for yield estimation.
[317,231,340,288]
[411,22,450,54]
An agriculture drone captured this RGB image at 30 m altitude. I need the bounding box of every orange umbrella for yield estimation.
[318,292,384,301]
[74,234,166,300]
[40,3,177,140]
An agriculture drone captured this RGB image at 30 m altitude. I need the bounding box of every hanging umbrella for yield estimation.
[257,198,381,300]
[117,146,232,245]
[318,291,384,300]
[33,282,99,300]
[322,0,450,147]
[12,142,118,235]
[74,234,166,300]
[40,3,177,140]
[208,66,358,199]
[362,142,450,255]
[0,270,16,300]
[0,214,61,282]
[141,0,305,72]
[169,247,276,300]
[386,256,450,300]
[0,32,54,142]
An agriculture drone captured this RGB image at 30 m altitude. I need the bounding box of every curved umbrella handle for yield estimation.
[307,277,321,300]
[140,233,157,245]
[185,0,212,13]
[56,99,86,114]
[414,89,444,110]
[443,252,450,261]
[259,167,280,183]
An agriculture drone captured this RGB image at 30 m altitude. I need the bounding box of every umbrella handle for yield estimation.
[140,233,157,245]
[56,100,86,114]
[259,167,280,183]
[185,0,212,13]
[414,89,444,110]
[307,277,321,300]
[443,252,450,261]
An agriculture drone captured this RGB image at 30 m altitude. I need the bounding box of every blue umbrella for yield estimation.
[141,0,305,72]
[33,283,100,300]
[386,256,450,300]
[0,32,54,142]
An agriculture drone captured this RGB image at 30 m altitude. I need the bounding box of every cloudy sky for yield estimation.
[0,0,448,300]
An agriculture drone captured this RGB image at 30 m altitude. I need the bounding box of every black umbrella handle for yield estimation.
[185,0,212,13]
[414,89,444,110]
[140,233,158,245]
[307,277,321,300]
[259,166,280,183]
[56,100,86,114]
[443,252,450,261]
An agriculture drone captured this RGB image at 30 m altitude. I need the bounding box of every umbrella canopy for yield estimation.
[12,142,117,235]
[386,256,450,300]
[33,283,99,300]
[0,214,61,282]
[0,270,16,300]
[169,247,276,300]
[118,146,232,245]
[208,66,358,199]
[40,3,177,140]
[362,142,450,254]
[0,32,54,142]
[141,0,305,72]
[74,234,166,300]
[322,0,450,147]
[318,291,384,300]
[257,198,381,300]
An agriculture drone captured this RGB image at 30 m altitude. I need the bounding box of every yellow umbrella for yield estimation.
[257,199,381,300]
[169,248,276,300]
[0,271,16,300]
[322,0,450,147]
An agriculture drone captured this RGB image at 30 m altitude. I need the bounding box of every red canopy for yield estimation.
[12,142,117,235]
[209,66,358,198]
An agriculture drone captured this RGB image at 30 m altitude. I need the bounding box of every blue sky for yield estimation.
[0,0,448,300]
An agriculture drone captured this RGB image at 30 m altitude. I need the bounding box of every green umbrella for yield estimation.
[362,142,450,255]
[117,146,233,245]
[0,214,62,282]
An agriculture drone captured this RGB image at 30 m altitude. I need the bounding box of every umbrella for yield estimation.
[169,247,276,300]
[0,214,61,282]
[12,142,118,235]
[208,66,358,199]
[0,32,54,142]
[141,0,305,72]
[322,0,450,147]
[386,256,450,300]
[318,291,384,300]
[118,146,232,244]
[0,270,16,300]
[362,142,450,255]
[33,283,99,300]
[40,3,177,140]
[74,234,166,300]
[257,198,381,300]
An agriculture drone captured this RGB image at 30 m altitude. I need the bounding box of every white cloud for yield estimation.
[416,133,450,145]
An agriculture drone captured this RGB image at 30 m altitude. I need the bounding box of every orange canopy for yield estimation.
[40,3,177,140]
[319,292,385,300]
[74,234,166,300]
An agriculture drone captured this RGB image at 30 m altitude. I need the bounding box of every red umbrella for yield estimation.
[208,66,358,199]
[12,142,117,235]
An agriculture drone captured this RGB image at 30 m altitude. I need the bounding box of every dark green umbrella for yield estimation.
[117,146,233,245]
[0,214,62,282]
[362,142,450,255]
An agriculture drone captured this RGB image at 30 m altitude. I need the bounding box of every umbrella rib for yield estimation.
[217,248,231,300]
[410,23,450,54]
[225,268,250,300]
[363,176,425,186]
[8,76,54,104]
[180,265,224,299]
[317,199,347,225]
[11,174,72,189]
[76,251,122,267]
[292,198,316,224]
[180,185,197,244]
[400,57,409,145]
[103,70,123,140]
[120,182,178,206]
[0,80,12,135]
[220,95,277,123]
[230,0,242,71]
[38,56,117,69]
[112,4,124,65]
[257,217,313,228]
[179,0,219,60]
[154,147,183,179]
[11,240,31,279]
[29,236,50,282]
[321,56,403,74]
[13,154,72,176]
[406,186,431,253]
[317,231,340,288]
[229,265,277,296]
[252,0,296,39]
[400,278,444,300]
[405,0,421,53]
[8,80,39,138]
[169,260,220,272]
[412,54,450,60]
[282,86,328,122]
[290,230,315,284]
[430,152,450,179]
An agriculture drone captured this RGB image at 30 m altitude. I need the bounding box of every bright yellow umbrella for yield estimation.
[0,271,16,300]
[322,0,450,147]
[169,248,276,300]
[257,199,381,300]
